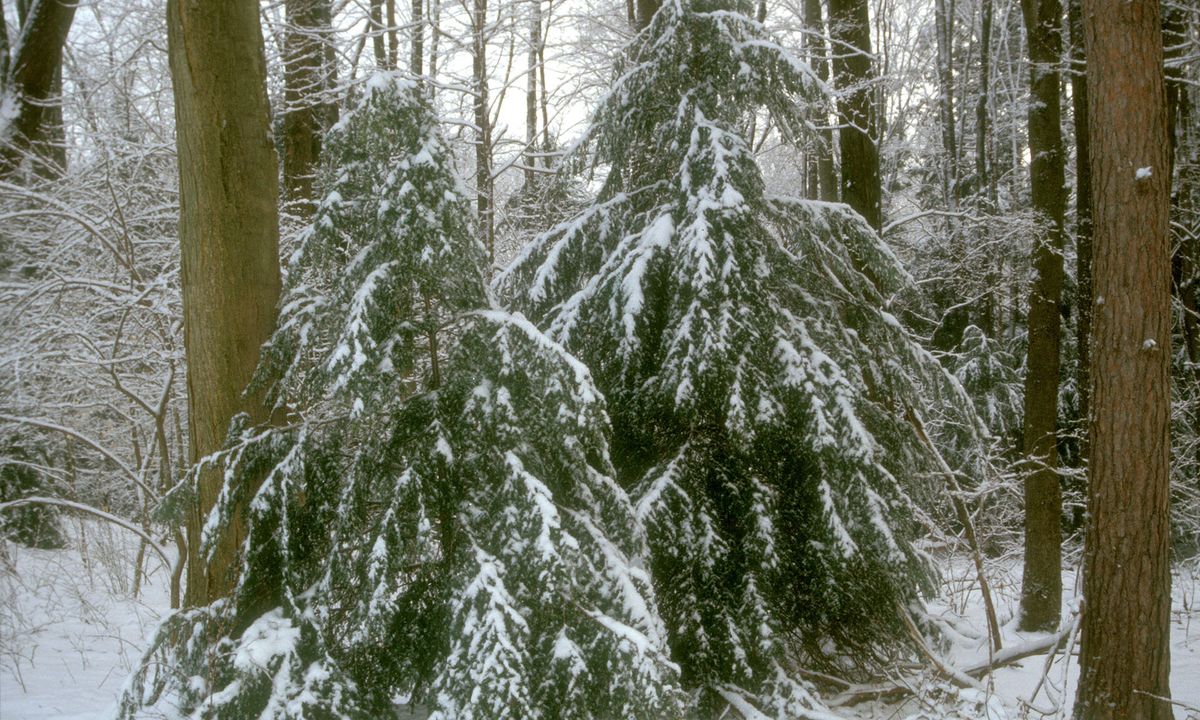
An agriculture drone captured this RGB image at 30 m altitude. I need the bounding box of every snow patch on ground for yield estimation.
[2,531,1198,719]
[1,521,172,720]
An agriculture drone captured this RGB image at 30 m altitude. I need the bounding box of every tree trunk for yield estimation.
[1074,0,1173,716]
[976,0,994,204]
[805,0,838,202]
[829,0,883,231]
[524,0,541,190]
[934,0,959,203]
[1068,0,1092,464]
[167,0,282,607]
[1016,0,1067,632]
[473,0,494,265]
[282,0,334,215]
[386,0,399,70]
[371,0,387,68]
[412,0,425,76]
[0,0,77,181]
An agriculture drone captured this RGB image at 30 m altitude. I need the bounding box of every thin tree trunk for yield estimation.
[428,0,440,95]
[411,0,424,76]
[976,0,993,203]
[473,0,494,265]
[0,0,77,181]
[167,0,282,607]
[829,0,883,231]
[805,0,838,202]
[1074,0,1173,716]
[1016,0,1067,632]
[386,0,398,70]
[524,0,541,190]
[935,0,959,203]
[1164,5,1199,374]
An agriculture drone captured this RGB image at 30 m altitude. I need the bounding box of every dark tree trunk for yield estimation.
[1164,5,1200,374]
[0,0,77,181]
[976,0,994,204]
[934,0,959,203]
[167,0,282,607]
[473,0,494,264]
[829,0,883,231]
[1016,0,1067,633]
[1068,0,1092,464]
[370,0,388,68]
[1074,0,1173,716]
[282,0,334,215]
[805,0,838,202]
[636,0,660,29]
[412,0,425,76]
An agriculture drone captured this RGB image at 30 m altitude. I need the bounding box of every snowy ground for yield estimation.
[1,525,1197,719]
[1,522,172,720]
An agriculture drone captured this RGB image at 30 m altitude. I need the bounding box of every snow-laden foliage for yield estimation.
[497,0,985,713]
[119,75,683,719]
[949,325,1023,441]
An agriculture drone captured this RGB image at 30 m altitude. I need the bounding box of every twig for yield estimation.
[0,496,172,570]
[905,404,1003,654]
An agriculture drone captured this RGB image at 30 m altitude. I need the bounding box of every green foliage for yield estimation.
[498,0,984,712]
[120,74,683,720]
[0,439,65,550]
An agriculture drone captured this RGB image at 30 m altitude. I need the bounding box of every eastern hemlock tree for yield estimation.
[950,325,1024,442]
[119,75,684,719]
[497,1,984,714]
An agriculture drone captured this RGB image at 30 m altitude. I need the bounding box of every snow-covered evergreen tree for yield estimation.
[497,2,983,714]
[119,74,683,720]
[949,325,1023,441]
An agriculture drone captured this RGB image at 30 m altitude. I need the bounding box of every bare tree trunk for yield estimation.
[371,0,388,68]
[524,0,541,190]
[167,0,282,607]
[976,0,994,203]
[473,0,494,265]
[0,0,77,181]
[386,0,399,70]
[934,0,959,203]
[1068,0,1092,464]
[829,0,883,231]
[805,0,838,202]
[411,0,424,76]
[1016,0,1067,632]
[282,0,334,216]
[636,0,660,29]
[1074,0,1173,716]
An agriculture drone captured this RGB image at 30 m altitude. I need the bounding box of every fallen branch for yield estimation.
[828,622,1077,707]
[905,404,1003,654]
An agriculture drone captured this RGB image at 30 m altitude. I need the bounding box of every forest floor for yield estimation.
[1,523,1197,719]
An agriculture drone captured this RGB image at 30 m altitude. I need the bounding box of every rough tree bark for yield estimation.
[1068,0,1092,464]
[167,0,282,608]
[829,0,883,231]
[282,0,334,215]
[1074,0,1173,716]
[1017,0,1067,632]
[0,0,77,181]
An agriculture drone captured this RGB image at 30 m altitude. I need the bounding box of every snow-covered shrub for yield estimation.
[498,0,985,713]
[119,74,683,719]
